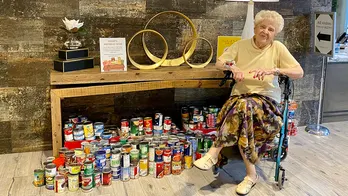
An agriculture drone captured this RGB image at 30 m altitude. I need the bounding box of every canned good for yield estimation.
[163,117,172,135]
[68,174,79,192]
[149,161,156,175]
[138,117,144,136]
[75,153,86,166]
[45,163,56,177]
[164,162,171,175]
[121,119,130,138]
[74,148,84,156]
[64,127,74,141]
[68,163,81,175]
[153,126,163,136]
[69,115,79,124]
[102,167,112,186]
[121,152,130,168]
[65,151,75,166]
[82,174,93,192]
[121,167,130,182]
[154,113,163,126]
[163,147,171,163]
[203,137,213,152]
[45,176,54,190]
[139,158,148,176]
[84,161,94,175]
[144,117,153,135]
[64,121,74,128]
[94,122,104,138]
[93,170,101,187]
[185,156,193,169]
[33,169,45,187]
[112,167,121,181]
[83,121,94,138]
[110,151,121,168]
[122,144,132,153]
[131,141,139,150]
[130,149,140,163]
[184,142,192,156]
[139,141,149,156]
[172,161,182,175]
[130,163,139,179]
[101,130,113,140]
[148,144,156,162]
[54,175,67,193]
[155,162,164,178]
[130,118,139,136]
[155,147,163,162]
[103,144,112,159]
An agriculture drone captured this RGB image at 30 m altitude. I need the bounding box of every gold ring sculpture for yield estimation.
[142,11,198,66]
[127,29,168,70]
[183,37,213,68]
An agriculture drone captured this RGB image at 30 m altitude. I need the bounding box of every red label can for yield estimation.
[163,147,172,163]
[64,127,73,141]
[207,114,215,128]
[144,117,153,135]
[102,168,112,186]
[164,162,171,175]
[155,162,164,178]
[163,117,172,134]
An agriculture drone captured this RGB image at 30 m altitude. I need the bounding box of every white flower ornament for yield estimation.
[62,17,84,32]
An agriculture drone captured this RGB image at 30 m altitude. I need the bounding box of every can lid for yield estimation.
[102,167,112,173]
[34,169,44,173]
[55,175,65,180]
[45,163,56,169]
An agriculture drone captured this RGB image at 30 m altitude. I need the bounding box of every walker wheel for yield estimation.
[271,146,288,162]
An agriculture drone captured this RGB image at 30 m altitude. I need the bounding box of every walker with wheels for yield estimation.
[215,70,294,190]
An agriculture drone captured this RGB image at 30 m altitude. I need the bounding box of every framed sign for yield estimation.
[314,12,336,57]
[100,38,127,72]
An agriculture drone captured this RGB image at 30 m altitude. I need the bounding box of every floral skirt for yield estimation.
[213,93,283,164]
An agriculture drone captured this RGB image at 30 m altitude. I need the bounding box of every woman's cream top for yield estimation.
[218,38,300,103]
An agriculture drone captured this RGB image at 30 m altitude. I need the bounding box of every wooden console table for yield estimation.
[50,64,231,156]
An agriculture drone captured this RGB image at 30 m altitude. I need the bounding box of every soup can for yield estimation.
[102,167,112,186]
[68,174,79,192]
[82,174,93,192]
[149,161,156,175]
[121,167,130,182]
[45,163,56,177]
[155,162,164,178]
[93,170,101,187]
[54,175,66,193]
[83,121,94,138]
[139,158,148,176]
[130,162,139,179]
[33,169,45,187]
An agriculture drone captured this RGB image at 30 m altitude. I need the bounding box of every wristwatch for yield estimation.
[274,68,280,76]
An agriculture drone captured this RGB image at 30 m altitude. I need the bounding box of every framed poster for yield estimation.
[100,38,127,72]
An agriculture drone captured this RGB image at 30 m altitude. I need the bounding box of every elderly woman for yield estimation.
[193,10,304,195]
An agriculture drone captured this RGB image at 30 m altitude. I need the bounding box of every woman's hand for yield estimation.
[249,69,275,80]
[231,66,244,82]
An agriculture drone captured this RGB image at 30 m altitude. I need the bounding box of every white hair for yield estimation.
[254,10,284,34]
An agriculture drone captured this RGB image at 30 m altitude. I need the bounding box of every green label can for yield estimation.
[130,118,139,136]
[84,160,94,175]
[139,141,149,156]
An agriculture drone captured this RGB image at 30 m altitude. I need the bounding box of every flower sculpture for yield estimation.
[62,17,84,49]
